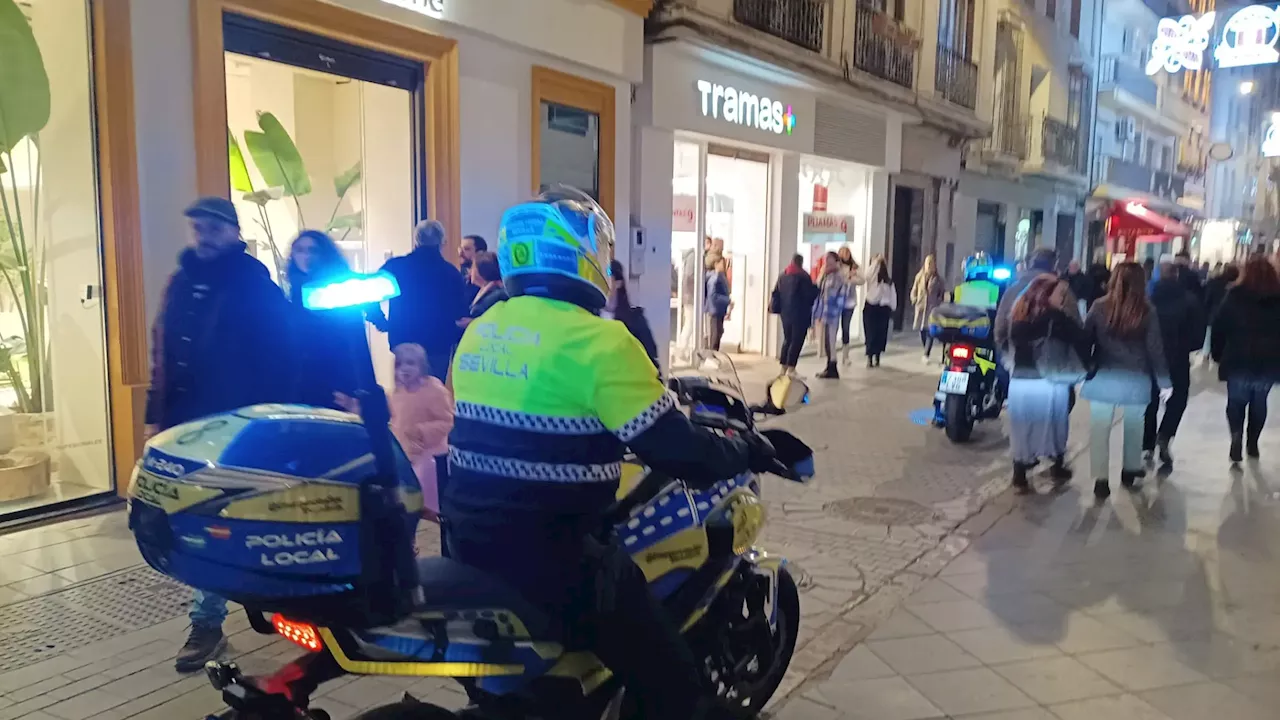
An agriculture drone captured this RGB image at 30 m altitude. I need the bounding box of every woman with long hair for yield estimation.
[911,254,947,362]
[285,230,363,409]
[1210,256,1280,461]
[1006,273,1090,492]
[837,247,863,363]
[862,257,897,367]
[1082,262,1171,500]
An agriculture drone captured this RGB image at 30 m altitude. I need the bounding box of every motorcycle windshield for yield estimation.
[690,350,746,403]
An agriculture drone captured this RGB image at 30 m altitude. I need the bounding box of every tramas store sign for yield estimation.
[1148,5,1280,75]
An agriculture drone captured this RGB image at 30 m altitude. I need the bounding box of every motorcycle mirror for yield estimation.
[760,429,814,482]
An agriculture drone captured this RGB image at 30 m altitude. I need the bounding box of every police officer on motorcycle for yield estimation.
[444,188,774,719]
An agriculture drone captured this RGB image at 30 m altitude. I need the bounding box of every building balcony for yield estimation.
[1102,155,1154,192]
[935,44,977,110]
[1100,54,1157,107]
[732,0,831,53]
[984,111,1029,161]
[1041,116,1083,173]
[846,2,917,90]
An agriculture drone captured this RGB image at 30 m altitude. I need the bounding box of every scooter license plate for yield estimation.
[939,371,970,394]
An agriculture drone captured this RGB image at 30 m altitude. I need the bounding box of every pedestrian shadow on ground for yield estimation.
[974,477,1213,651]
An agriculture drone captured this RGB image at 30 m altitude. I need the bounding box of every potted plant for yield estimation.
[0,0,53,501]
[229,112,363,282]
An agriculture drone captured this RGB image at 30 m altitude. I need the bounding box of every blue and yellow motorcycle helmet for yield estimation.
[497,186,614,311]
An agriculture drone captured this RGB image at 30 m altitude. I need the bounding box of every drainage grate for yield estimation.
[825,497,941,526]
[56,567,193,632]
[0,567,191,672]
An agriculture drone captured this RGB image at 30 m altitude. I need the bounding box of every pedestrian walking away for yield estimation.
[1144,261,1206,466]
[1007,274,1091,493]
[814,251,852,379]
[837,246,863,364]
[910,254,947,363]
[863,257,897,367]
[1082,261,1171,501]
[1210,256,1280,462]
[771,254,819,375]
[368,219,469,381]
[145,196,295,673]
[1063,260,1096,317]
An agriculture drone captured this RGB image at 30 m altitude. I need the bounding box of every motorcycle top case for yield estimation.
[128,404,422,615]
[927,303,992,344]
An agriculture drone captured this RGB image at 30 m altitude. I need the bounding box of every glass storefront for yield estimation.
[0,0,113,517]
[223,15,422,388]
[669,139,771,367]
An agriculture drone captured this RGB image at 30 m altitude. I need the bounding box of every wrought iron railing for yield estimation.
[732,0,830,53]
[935,45,978,109]
[987,111,1029,159]
[1041,115,1080,170]
[847,2,916,89]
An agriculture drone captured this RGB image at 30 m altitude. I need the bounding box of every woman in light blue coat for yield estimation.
[1082,262,1171,501]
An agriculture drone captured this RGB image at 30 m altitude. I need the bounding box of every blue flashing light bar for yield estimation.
[301,272,401,311]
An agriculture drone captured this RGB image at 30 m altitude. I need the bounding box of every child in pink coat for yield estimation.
[335,344,453,520]
[388,343,454,520]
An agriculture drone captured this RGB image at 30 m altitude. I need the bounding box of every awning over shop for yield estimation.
[1107,202,1191,239]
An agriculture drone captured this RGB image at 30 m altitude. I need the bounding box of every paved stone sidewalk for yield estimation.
[774,379,1280,720]
[0,337,1043,718]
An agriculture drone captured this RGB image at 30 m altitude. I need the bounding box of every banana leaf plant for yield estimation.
[0,0,52,415]
[229,111,363,280]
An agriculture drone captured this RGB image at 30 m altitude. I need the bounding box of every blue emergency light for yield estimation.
[991,267,1012,281]
[301,271,400,311]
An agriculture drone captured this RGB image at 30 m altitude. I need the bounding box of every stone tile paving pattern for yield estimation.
[0,340,1125,718]
[774,371,1280,720]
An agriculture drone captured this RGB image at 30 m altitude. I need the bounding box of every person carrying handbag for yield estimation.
[1007,274,1092,493]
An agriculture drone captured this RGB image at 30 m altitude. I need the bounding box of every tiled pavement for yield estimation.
[774,370,1280,720]
[0,337,1136,718]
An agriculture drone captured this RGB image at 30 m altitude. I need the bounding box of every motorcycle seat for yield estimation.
[415,556,556,641]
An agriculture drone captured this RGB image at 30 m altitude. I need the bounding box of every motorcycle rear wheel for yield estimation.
[944,394,974,443]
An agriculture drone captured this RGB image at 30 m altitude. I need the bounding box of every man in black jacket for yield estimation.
[771,254,819,375]
[1144,262,1206,465]
[145,197,295,672]
[369,220,468,380]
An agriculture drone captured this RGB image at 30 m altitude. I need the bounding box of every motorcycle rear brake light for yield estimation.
[272,614,323,653]
[950,346,972,360]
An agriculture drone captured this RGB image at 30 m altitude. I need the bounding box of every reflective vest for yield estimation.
[446,295,670,516]
[953,279,1001,311]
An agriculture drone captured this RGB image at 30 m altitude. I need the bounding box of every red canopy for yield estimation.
[1106,202,1191,239]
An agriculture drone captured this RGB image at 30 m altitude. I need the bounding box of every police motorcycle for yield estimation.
[927,256,1012,443]
[127,261,815,720]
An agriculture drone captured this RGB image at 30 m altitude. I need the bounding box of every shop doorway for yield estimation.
[890,185,924,330]
[705,146,770,355]
[976,201,1003,260]
[669,139,772,367]
[223,14,426,387]
[1054,213,1076,269]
